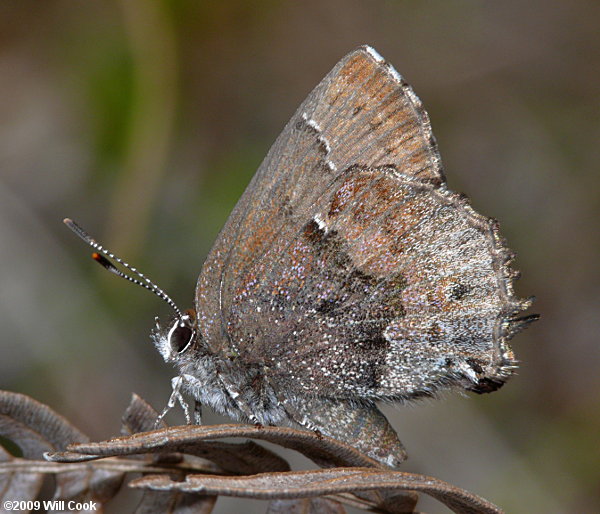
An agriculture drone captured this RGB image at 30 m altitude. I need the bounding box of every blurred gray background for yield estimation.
[1,1,598,512]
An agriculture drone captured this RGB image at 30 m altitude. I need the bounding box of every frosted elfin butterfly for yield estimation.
[66,45,537,467]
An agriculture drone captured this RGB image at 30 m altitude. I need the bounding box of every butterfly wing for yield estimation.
[196,46,531,401]
[196,45,443,349]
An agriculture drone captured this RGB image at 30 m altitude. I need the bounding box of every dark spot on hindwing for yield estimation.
[303,220,377,290]
[449,282,470,300]
[353,327,389,390]
[466,358,483,374]
[360,322,390,348]
[468,377,507,394]
[302,218,328,243]
[315,297,339,314]
[465,358,506,394]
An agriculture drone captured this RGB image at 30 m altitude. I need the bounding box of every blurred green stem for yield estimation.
[108,0,178,257]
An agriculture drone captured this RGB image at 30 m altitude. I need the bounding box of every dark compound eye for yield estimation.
[169,324,194,353]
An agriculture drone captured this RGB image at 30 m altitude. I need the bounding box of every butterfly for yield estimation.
[66,45,537,467]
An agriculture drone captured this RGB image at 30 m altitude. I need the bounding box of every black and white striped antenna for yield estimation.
[63,218,182,317]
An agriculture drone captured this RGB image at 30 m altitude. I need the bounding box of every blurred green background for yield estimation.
[1,1,598,512]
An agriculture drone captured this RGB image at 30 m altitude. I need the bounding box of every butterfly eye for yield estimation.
[168,322,194,353]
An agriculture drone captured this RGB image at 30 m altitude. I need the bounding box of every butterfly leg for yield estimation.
[216,372,261,424]
[276,395,321,432]
[193,400,203,425]
[156,375,194,427]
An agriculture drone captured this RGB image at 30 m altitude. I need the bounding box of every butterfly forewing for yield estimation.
[197,47,443,343]
[302,48,444,183]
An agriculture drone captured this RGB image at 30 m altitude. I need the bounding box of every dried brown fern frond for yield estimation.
[0,390,502,513]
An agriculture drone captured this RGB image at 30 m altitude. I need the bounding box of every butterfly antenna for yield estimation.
[63,218,183,317]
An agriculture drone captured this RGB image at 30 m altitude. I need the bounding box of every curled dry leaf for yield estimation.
[53,423,418,512]
[0,441,45,506]
[0,390,88,457]
[54,424,379,469]
[132,468,502,514]
[1,390,504,513]
[122,393,169,435]
[122,394,222,514]
[267,497,347,514]
[133,490,217,514]
[50,425,293,476]
[0,391,124,511]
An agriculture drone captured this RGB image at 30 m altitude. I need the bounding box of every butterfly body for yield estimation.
[152,328,287,426]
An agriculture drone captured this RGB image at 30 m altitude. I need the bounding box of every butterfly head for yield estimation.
[152,309,198,363]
